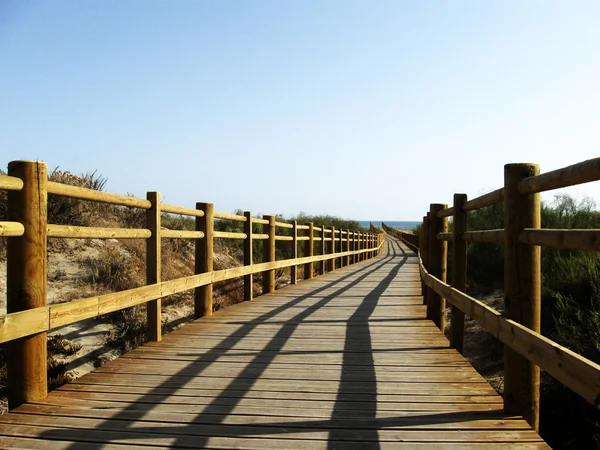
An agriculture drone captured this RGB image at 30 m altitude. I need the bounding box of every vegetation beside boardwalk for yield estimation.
[411,194,600,449]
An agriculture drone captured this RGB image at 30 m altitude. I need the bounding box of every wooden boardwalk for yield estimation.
[0,238,548,449]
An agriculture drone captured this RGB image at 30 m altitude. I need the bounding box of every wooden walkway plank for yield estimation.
[0,237,549,448]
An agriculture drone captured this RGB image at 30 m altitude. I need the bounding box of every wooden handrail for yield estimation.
[518,157,600,195]
[463,187,504,211]
[0,222,24,237]
[0,158,378,409]
[419,258,600,410]
[0,175,24,192]
[213,211,246,222]
[47,181,151,209]
[46,224,151,239]
[161,203,204,217]
[462,229,505,243]
[416,156,600,432]
[0,242,385,343]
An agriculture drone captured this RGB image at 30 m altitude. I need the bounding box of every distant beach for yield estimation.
[358,221,420,231]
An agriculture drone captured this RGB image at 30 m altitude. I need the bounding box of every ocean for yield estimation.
[358,221,420,231]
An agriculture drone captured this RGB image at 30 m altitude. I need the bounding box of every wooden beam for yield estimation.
[146,192,161,342]
[291,221,298,284]
[330,226,335,272]
[243,211,253,301]
[304,223,314,280]
[518,157,600,195]
[504,163,541,431]
[421,213,429,305]
[0,222,24,237]
[450,194,467,354]
[195,202,214,318]
[47,181,150,209]
[7,160,48,409]
[263,215,276,294]
[427,204,447,331]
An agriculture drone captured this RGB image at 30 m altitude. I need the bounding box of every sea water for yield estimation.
[358,221,420,231]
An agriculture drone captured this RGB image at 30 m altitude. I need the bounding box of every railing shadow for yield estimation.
[32,238,518,447]
[327,236,407,448]
[39,242,396,448]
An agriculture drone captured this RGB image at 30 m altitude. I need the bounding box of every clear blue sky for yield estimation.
[1,1,599,220]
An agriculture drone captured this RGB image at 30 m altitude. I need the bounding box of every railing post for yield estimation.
[7,160,48,409]
[352,231,357,264]
[244,211,253,301]
[345,230,350,267]
[338,231,342,268]
[419,216,426,296]
[146,191,161,342]
[330,226,335,272]
[304,222,314,279]
[362,232,365,261]
[422,213,430,305]
[358,231,362,261]
[370,233,374,258]
[263,215,276,293]
[291,220,298,284]
[195,202,213,318]
[450,194,467,353]
[504,163,541,431]
[342,230,346,264]
[427,204,448,331]
[320,226,326,275]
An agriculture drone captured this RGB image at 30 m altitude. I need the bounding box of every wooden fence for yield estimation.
[386,158,600,433]
[0,160,385,409]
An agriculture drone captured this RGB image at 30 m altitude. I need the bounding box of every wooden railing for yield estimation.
[399,157,600,433]
[0,160,385,409]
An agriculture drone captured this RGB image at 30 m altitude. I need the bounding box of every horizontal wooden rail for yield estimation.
[47,181,151,209]
[419,259,600,409]
[214,211,246,222]
[297,236,310,241]
[437,207,455,218]
[161,203,204,217]
[519,229,600,251]
[0,240,385,343]
[161,230,205,239]
[519,157,600,195]
[46,225,151,239]
[436,232,453,241]
[274,221,293,229]
[297,224,310,230]
[463,188,504,211]
[462,229,505,243]
[0,175,24,191]
[213,231,247,239]
[252,218,269,225]
[275,236,293,241]
[0,222,24,237]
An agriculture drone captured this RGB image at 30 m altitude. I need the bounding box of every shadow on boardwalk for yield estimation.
[34,237,525,448]
[40,238,404,448]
